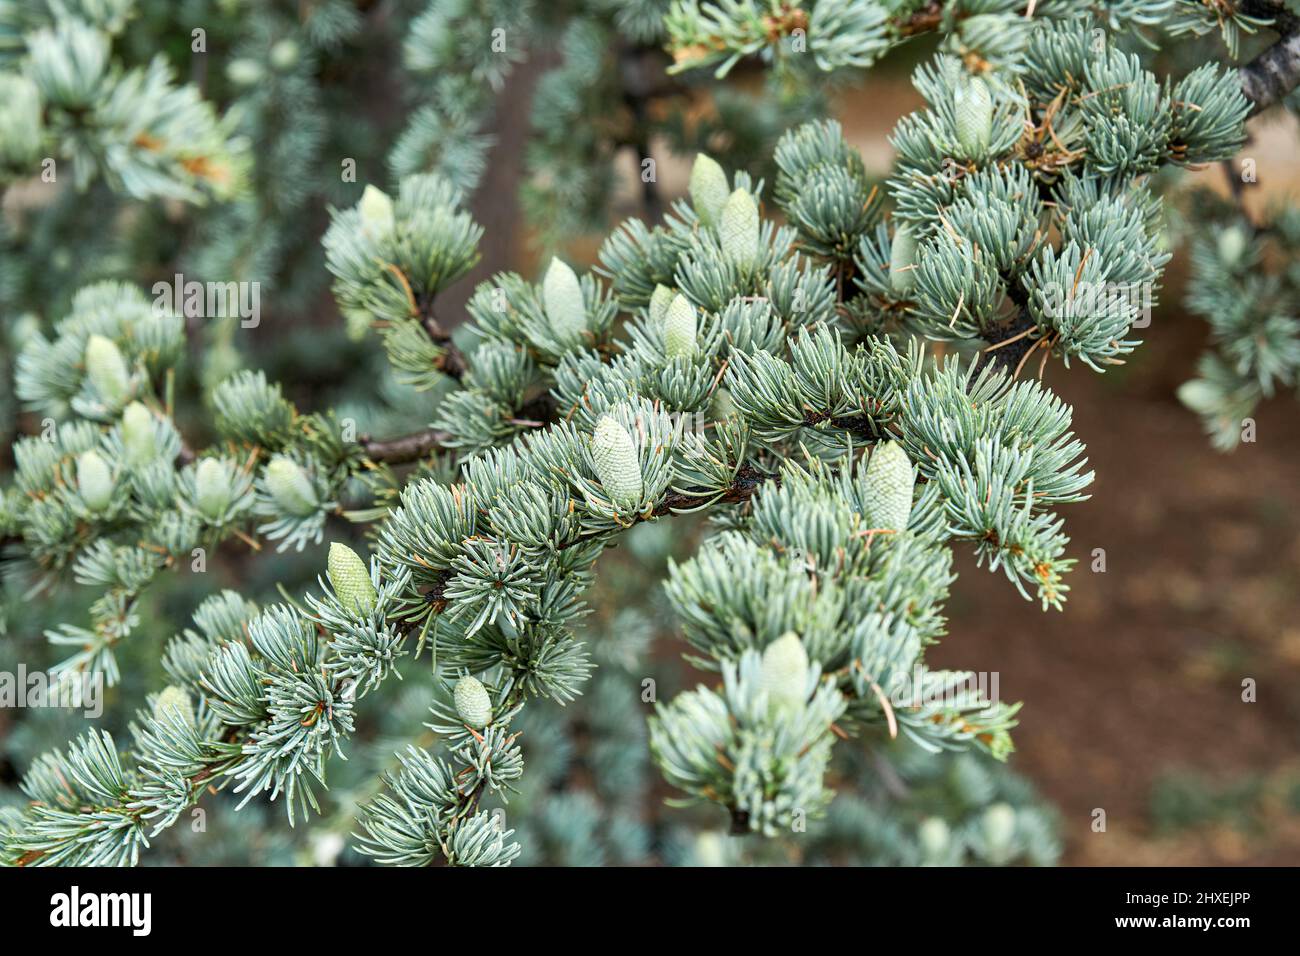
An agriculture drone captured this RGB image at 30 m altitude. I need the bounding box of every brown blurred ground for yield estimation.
[935,330,1300,865]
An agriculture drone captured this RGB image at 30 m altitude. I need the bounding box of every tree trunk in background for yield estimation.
[440,49,560,326]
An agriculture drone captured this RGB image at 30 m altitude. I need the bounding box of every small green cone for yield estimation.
[982,802,1017,862]
[918,817,951,862]
[327,542,378,616]
[663,294,697,359]
[649,284,675,327]
[84,334,131,407]
[453,675,492,729]
[76,450,114,512]
[759,632,808,714]
[1176,379,1220,416]
[226,57,264,87]
[1216,225,1247,265]
[590,415,643,509]
[889,225,918,294]
[194,458,232,520]
[710,386,735,421]
[269,38,300,71]
[863,441,914,532]
[121,401,157,466]
[265,456,319,517]
[542,257,587,343]
[154,685,195,729]
[689,153,729,227]
[719,188,760,269]
[358,184,395,239]
[953,76,993,158]
[0,75,42,166]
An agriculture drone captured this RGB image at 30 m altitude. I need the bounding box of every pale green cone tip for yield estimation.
[590,415,643,509]
[663,294,697,359]
[359,184,395,238]
[266,456,319,517]
[0,75,41,151]
[194,458,231,519]
[953,76,993,158]
[154,685,195,728]
[689,153,729,227]
[453,675,492,729]
[269,38,299,71]
[542,256,586,342]
[1216,225,1247,264]
[76,450,113,512]
[85,333,130,406]
[760,631,808,714]
[226,57,264,87]
[649,284,675,327]
[719,188,760,268]
[710,386,735,421]
[121,401,157,466]
[864,440,914,533]
[982,802,1017,851]
[1176,380,1219,415]
[889,226,918,294]
[918,817,951,859]
[328,542,378,616]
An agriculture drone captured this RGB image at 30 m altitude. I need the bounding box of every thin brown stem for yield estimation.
[361,426,453,464]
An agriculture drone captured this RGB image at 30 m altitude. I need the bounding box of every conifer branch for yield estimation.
[2,5,1266,870]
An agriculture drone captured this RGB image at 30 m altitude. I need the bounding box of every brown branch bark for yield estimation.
[1239,0,1300,115]
[972,273,1040,377]
[361,426,453,464]
[650,464,771,517]
[415,295,469,381]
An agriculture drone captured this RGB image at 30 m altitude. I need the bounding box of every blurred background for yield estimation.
[2,2,1298,866]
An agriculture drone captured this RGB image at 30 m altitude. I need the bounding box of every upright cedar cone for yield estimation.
[84,333,131,407]
[719,188,760,268]
[889,225,918,294]
[863,441,915,532]
[664,294,698,359]
[359,184,396,239]
[590,415,643,508]
[76,450,113,512]
[918,817,951,862]
[194,458,231,519]
[1216,224,1247,265]
[453,675,492,729]
[265,456,319,517]
[542,257,586,343]
[689,153,729,226]
[759,631,808,714]
[153,685,195,728]
[0,74,42,168]
[649,283,675,327]
[121,401,157,466]
[953,76,993,157]
[327,542,378,616]
[982,802,1017,863]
